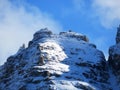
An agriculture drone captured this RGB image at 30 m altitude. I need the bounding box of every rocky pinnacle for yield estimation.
[116,25,120,44]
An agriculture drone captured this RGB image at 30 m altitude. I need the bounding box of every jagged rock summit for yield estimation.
[0,28,119,90]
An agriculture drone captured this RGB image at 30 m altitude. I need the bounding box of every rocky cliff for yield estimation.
[0,27,120,90]
[108,25,120,89]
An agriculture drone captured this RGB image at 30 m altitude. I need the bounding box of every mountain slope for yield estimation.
[0,28,115,90]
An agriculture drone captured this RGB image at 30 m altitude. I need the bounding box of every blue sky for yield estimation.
[0,0,120,65]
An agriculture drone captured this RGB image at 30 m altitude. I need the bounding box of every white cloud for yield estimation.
[72,0,120,28]
[92,0,120,28]
[0,0,63,65]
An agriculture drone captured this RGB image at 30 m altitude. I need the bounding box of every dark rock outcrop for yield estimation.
[108,25,120,74]
[116,25,120,44]
[108,44,120,73]
[33,28,52,41]
[108,25,120,89]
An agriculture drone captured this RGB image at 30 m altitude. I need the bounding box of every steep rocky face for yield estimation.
[108,25,120,88]
[108,44,120,73]
[0,28,110,90]
[116,25,120,44]
[108,25,120,73]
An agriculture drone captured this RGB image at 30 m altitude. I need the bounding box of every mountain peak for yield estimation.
[33,28,52,41]
[0,27,120,90]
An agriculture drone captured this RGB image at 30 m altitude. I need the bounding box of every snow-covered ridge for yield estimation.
[0,28,119,90]
[31,28,89,46]
[59,31,89,42]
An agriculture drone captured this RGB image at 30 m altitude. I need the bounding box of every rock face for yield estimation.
[116,25,120,44]
[108,44,120,72]
[0,28,117,90]
[108,25,120,88]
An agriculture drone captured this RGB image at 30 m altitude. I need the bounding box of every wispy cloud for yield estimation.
[72,0,120,28]
[0,0,63,65]
[92,0,120,28]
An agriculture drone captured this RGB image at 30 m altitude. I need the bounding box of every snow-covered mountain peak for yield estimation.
[0,28,119,90]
